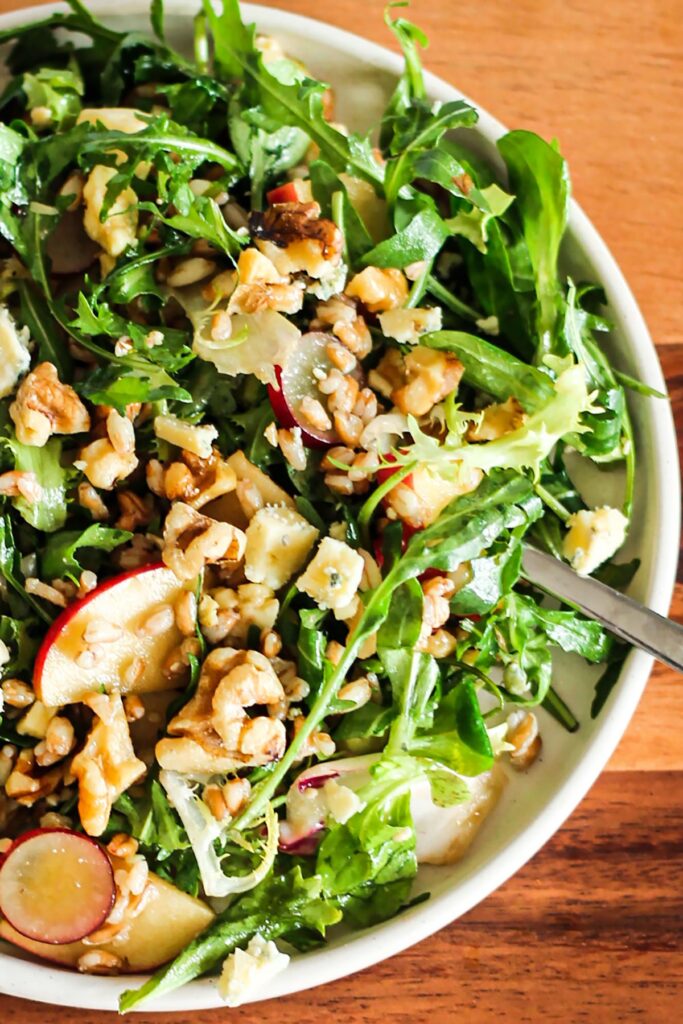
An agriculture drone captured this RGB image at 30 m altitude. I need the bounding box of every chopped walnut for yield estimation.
[9,362,90,447]
[71,692,147,836]
[291,715,335,761]
[199,583,279,646]
[249,202,343,279]
[4,748,64,806]
[312,295,372,358]
[116,490,154,531]
[157,648,286,773]
[417,576,456,649]
[152,448,237,510]
[228,280,305,315]
[379,346,465,417]
[162,502,246,582]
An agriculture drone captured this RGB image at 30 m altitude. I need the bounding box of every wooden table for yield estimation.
[1,0,681,1020]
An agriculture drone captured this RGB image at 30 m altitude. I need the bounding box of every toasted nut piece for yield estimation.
[392,347,465,417]
[71,692,147,836]
[116,490,153,531]
[249,202,342,279]
[10,362,90,447]
[159,448,237,510]
[162,502,246,582]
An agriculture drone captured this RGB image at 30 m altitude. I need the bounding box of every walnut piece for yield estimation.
[156,648,286,773]
[249,201,343,279]
[9,361,90,446]
[152,448,237,509]
[162,501,246,582]
[71,692,147,836]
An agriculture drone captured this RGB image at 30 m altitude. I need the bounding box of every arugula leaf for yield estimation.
[309,160,374,266]
[150,0,165,42]
[141,196,246,259]
[450,541,522,616]
[17,280,72,379]
[42,524,132,582]
[297,607,329,698]
[498,130,570,357]
[1,436,68,533]
[204,0,384,188]
[380,5,428,150]
[362,208,450,268]
[0,514,51,622]
[0,612,41,678]
[22,61,84,129]
[120,867,340,1012]
[409,678,494,776]
[383,99,478,205]
[377,578,423,651]
[316,758,417,927]
[424,330,554,411]
[234,471,540,830]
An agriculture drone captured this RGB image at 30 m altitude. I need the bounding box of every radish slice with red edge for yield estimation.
[279,755,379,854]
[267,332,353,448]
[0,828,115,944]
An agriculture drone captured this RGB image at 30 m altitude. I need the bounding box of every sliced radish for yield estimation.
[267,332,348,448]
[34,563,186,708]
[0,867,214,971]
[279,754,378,853]
[0,829,114,944]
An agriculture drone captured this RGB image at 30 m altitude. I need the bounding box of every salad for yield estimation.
[0,0,658,1011]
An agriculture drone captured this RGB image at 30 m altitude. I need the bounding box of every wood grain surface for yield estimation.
[0,0,681,1020]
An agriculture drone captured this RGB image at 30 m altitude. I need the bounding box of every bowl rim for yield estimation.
[0,0,679,1011]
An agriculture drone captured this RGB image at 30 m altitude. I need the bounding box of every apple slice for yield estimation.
[0,870,214,972]
[0,829,114,944]
[34,564,186,708]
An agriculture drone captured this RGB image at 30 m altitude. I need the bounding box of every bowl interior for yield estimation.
[0,0,679,1011]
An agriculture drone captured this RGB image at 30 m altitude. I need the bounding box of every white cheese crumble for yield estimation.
[562,506,628,576]
[154,414,218,459]
[295,537,365,612]
[244,506,318,590]
[218,934,290,1007]
[378,306,442,344]
[0,306,30,399]
[322,779,364,824]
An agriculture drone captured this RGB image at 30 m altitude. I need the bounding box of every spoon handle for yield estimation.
[521,545,683,672]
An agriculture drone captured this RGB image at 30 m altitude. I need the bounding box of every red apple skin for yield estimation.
[33,565,185,708]
[33,562,166,692]
[266,182,301,204]
[0,829,115,945]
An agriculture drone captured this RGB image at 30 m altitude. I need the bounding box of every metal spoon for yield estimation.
[521,545,683,672]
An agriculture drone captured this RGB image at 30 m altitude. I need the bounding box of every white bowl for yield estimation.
[0,0,679,1011]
